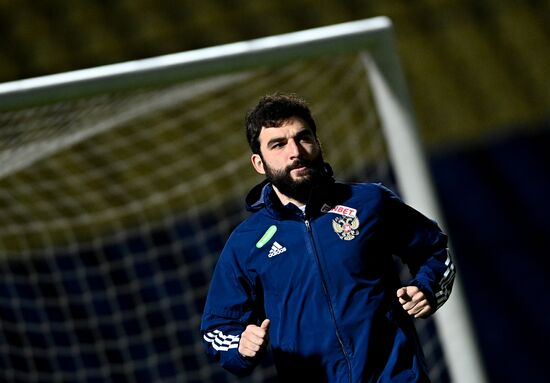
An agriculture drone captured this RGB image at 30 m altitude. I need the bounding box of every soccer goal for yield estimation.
[0,17,484,383]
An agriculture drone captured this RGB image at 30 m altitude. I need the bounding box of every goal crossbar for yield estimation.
[0,17,391,111]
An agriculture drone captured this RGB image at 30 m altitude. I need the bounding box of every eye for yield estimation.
[297,132,315,143]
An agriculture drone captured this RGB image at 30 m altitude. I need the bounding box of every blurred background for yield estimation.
[0,1,549,382]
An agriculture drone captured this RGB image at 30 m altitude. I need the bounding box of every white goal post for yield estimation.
[0,16,486,383]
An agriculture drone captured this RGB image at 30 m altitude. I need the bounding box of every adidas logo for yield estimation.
[268,242,287,258]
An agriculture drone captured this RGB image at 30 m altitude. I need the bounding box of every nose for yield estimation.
[287,138,302,159]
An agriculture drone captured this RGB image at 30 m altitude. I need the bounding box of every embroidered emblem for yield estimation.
[268,241,287,258]
[332,216,360,240]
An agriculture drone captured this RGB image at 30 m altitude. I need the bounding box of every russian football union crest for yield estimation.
[332,216,360,241]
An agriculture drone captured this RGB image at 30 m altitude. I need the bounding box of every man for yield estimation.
[201,93,455,382]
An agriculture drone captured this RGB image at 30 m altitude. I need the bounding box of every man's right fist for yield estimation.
[238,319,270,358]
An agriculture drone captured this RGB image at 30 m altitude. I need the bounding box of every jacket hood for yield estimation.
[245,179,271,212]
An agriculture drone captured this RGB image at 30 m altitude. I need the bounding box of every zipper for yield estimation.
[304,218,352,383]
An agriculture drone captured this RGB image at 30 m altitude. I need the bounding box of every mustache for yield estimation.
[285,159,315,172]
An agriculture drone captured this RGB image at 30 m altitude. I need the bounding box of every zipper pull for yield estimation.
[305,219,311,231]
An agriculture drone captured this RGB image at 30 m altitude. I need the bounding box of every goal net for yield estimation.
[0,18,452,383]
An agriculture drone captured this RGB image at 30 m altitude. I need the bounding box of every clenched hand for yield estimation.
[238,319,270,358]
[397,286,433,318]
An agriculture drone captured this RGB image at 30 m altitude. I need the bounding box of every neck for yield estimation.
[272,185,306,208]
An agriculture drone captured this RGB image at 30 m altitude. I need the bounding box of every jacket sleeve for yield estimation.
[200,238,263,376]
[380,185,455,312]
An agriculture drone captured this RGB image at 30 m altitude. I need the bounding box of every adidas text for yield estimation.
[268,242,287,258]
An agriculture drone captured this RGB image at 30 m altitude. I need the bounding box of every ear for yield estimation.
[251,153,266,175]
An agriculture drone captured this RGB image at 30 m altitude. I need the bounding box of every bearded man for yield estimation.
[200,93,455,382]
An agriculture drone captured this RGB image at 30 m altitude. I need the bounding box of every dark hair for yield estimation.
[245,93,317,154]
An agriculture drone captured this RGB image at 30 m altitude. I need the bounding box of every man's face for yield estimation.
[250,117,325,202]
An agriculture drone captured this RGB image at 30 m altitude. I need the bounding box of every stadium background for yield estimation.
[0,1,549,382]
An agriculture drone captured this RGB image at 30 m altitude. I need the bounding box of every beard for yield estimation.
[263,153,326,204]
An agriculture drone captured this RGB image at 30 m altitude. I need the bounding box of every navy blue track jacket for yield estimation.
[201,180,455,382]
